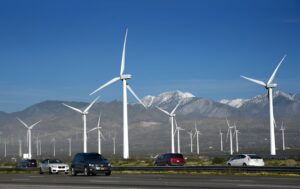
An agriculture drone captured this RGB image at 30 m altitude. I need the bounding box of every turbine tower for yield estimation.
[90,28,146,159]
[156,102,181,153]
[219,130,223,152]
[226,118,235,155]
[88,113,105,154]
[233,124,239,153]
[280,122,286,151]
[174,119,184,153]
[193,123,201,155]
[18,139,22,158]
[67,138,72,157]
[17,118,41,159]
[63,96,100,153]
[187,130,194,153]
[241,55,286,155]
[112,136,116,155]
[51,138,56,157]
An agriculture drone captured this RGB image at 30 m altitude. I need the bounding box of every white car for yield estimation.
[40,159,69,174]
[226,154,265,166]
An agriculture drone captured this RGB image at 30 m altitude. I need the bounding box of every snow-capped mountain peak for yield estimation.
[219,98,249,108]
[141,90,195,107]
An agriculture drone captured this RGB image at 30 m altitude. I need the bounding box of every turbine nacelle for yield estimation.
[266,83,277,89]
[120,74,132,80]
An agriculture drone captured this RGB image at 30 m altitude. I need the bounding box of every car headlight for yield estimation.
[88,164,95,167]
[108,163,111,167]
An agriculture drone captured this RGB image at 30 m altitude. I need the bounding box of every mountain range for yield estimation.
[0,90,299,158]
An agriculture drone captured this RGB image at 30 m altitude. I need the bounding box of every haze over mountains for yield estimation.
[0,90,299,158]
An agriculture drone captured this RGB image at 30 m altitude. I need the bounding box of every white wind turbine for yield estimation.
[226,118,235,155]
[219,130,223,152]
[174,119,184,153]
[63,96,100,153]
[187,130,194,153]
[193,123,201,155]
[90,28,146,159]
[17,118,41,159]
[88,113,105,154]
[241,55,286,155]
[280,122,286,151]
[233,124,240,153]
[156,102,181,153]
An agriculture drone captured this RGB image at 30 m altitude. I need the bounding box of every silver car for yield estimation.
[226,154,265,166]
[40,159,69,174]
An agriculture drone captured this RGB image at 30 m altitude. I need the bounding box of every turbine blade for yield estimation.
[100,131,106,140]
[62,103,83,114]
[84,96,100,113]
[90,77,120,95]
[226,128,230,142]
[171,101,181,115]
[88,127,98,133]
[156,106,171,116]
[29,120,41,129]
[127,85,146,108]
[120,28,128,76]
[97,113,101,127]
[174,118,178,129]
[16,117,29,128]
[267,55,286,84]
[240,75,266,87]
[226,117,230,127]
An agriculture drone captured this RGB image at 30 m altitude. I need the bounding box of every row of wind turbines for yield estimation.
[7,28,287,159]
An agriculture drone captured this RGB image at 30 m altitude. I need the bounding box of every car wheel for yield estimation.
[71,168,77,176]
[49,168,52,174]
[227,163,231,166]
[243,163,247,166]
[84,167,90,176]
[39,168,43,174]
[105,171,111,176]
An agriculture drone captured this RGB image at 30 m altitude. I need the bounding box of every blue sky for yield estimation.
[0,0,299,112]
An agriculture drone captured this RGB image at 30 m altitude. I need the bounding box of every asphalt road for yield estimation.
[0,173,299,189]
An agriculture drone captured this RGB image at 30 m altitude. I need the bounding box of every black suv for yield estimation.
[71,153,111,176]
[16,159,37,168]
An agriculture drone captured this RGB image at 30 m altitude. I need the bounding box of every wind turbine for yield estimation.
[193,123,201,155]
[67,138,72,157]
[226,118,235,155]
[17,118,41,159]
[63,96,100,153]
[187,130,194,153]
[241,55,286,155]
[280,122,286,151]
[156,102,181,153]
[88,113,105,154]
[51,138,56,157]
[174,119,184,153]
[233,124,239,153]
[219,130,223,152]
[90,28,146,159]
[4,138,7,157]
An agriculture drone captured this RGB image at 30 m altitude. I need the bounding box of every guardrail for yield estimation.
[111,166,300,174]
[1,166,299,174]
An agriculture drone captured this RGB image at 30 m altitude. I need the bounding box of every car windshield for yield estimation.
[85,154,104,160]
[249,155,262,159]
[49,159,63,163]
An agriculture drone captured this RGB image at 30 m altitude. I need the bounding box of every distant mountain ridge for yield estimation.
[0,90,299,157]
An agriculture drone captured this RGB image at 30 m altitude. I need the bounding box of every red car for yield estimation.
[154,153,185,166]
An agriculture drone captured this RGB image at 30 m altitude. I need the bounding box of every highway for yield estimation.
[0,173,300,189]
